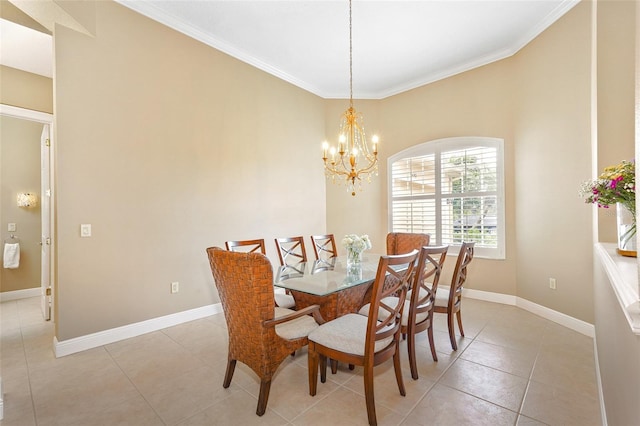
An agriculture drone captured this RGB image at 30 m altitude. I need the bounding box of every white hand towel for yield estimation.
[3,243,20,269]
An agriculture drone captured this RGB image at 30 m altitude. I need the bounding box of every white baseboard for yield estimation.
[52,289,595,357]
[0,287,41,302]
[463,288,517,305]
[54,303,223,357]
[463,288,595,337]
[515,297,595,337]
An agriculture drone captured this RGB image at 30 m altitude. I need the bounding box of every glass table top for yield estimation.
[273,253,383,296]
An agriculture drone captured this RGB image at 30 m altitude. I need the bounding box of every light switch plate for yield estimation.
[7,223,16,232]
[80,224,92,237]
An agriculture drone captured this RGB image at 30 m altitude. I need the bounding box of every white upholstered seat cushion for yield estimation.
[274,289,296,309]
[405,282,432,301]
[358,297,429,327]
[308,313,393,355]
[434,287,450,308]
[273,307,319,340]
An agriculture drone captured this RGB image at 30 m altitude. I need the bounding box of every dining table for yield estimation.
[273,253,384,321]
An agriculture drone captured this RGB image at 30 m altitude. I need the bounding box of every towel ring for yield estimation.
[4,234,19,243]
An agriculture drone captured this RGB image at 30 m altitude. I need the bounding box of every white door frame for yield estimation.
[1,104,55,321]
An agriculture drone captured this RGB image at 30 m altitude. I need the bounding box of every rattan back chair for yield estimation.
[434,241,475,350]
[386,232,430,255]
[206,247,323,416]
[307,250,419,426]
[225,239,295,308]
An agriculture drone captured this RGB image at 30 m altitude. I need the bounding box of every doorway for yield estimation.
[0,104,54,321]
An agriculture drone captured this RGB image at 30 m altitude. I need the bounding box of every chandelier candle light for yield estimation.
[322,0,379,196]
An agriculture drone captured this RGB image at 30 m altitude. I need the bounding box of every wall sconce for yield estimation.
[17,192,37,208]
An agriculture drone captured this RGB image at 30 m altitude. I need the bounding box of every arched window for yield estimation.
[388,137,505,259]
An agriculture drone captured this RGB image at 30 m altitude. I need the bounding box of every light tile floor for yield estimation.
[0,297,602,425]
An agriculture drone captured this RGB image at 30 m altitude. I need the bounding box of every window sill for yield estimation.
[595,243,640,335]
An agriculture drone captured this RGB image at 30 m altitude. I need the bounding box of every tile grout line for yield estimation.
[513,322,548,426]
[157,325,242,424]
[430,307,534,424]
[102,341,170,426]
[397,316,491,423]
[15,300,41,426]
[159,318,307,424]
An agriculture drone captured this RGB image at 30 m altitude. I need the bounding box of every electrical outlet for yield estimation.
[80,224,92,237]
[171,282,179,294]
[549,278,557,290]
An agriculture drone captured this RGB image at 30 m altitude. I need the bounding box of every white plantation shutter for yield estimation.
[389,137,505,259]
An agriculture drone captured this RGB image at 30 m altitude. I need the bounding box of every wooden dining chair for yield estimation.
[358,232,430,309]
[275,236,308,270]
[206,247,324,416]
[310,234,338,261]
[434,241,475,350]
[386,232,430,255]
[307,250,419,426]
[225,239,295,309]
[225,239,266,254]
[359,245,448,379]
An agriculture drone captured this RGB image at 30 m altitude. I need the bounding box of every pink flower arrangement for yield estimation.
[581,160,635,212]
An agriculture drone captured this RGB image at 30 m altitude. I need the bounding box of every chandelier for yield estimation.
[322,0,379,196]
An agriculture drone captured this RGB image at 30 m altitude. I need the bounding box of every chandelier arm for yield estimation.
[324,162,352,178]
[352,164,378,178]
[325,168,352,179]
[338,154,353,173]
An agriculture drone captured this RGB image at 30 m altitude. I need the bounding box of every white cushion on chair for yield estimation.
[434,287,450,307]
[359,297,429,327]
[405,283,432,301]
[274,291,296,309]
[273,307,319,339]
[308,313,393,355]
[358,297,400,322]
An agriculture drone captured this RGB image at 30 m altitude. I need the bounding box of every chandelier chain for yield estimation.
[349,0,353,108]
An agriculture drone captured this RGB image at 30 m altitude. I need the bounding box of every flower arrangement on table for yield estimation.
[342,234,372,266]
[580,159,636,254]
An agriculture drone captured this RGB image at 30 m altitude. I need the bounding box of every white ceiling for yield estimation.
[0,18,53,78]
[2,0,580,99]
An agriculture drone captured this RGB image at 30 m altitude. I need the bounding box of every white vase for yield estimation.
[616,202,637,257]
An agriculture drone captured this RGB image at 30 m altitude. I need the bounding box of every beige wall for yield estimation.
[597,0,637,242]
[53,1,326,340]
[0,65,53,114]
[0,115,42,292]
[0,0,50,34]
[513,2,594,322]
